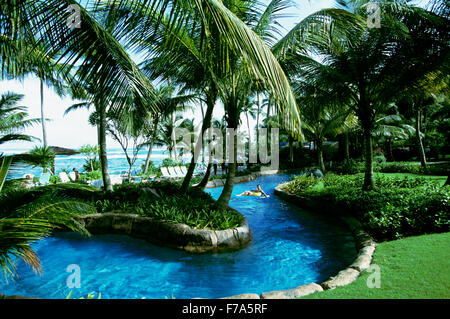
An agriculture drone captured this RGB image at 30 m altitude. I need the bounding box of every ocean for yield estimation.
[3,147,188,180]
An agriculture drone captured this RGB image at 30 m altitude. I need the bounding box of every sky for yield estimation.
[0,0,336,151]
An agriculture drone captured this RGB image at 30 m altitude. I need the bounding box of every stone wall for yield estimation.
[76,212,252,254]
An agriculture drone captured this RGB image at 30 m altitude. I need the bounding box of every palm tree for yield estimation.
[102,0,301,199]
[20,43,71,148]
[154,114,186,161]
[275,0,449,190]
[65,85,115,191]
[23,146,56,174]
[0,92,39,147]
[142,86,196,173]
[0,91,40,191]
[0,184,95,280]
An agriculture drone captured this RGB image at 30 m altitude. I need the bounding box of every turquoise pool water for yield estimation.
[0,174,356,299]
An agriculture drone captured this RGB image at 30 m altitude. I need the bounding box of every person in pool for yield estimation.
[237,184,269,198]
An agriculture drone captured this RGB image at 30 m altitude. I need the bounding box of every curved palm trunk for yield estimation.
[144,116,159,173]
[415,109,427,171]
[216,139,237,210]
[256,93,260,159]
[215,108,238,211]
[181,89,216,193]
[98,104,112,191]
[196,162,213,189]
[40,79,48,147]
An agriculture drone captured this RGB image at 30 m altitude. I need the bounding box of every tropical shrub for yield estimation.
[79,171,102,181]
[280,175,319,194]
[161,158,177,167]
[283,174,450,241]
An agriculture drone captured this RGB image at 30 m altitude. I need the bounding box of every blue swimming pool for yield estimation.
[0,174,356,299]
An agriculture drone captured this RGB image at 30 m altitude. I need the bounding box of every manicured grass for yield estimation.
[304,232,450,299]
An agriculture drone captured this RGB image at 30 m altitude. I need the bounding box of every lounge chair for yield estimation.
[36,172,51,186]
[110,175,123,185]
[179,166,188,176]
[68,171,76,181]
[59,172,71,183]
[90,179,104,188]
[160,167,172,179]
[167,166,180,178]
[175,166,186,178]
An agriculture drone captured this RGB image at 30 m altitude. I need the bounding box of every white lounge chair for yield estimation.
[110,175,123,185]
[35,172,51,186]
[68,171,76,181]
[59,172,71,183]
[90,179,104,188]
[180,166,188,176]
[167,166,179,178]
[160,167,172,179]
[174,166,185,178]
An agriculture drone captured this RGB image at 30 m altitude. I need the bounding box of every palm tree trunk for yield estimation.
[200,102,205,164]
[40,79,48,147]
[344,131,350,161]
[385,137,394,162]
[256,93,261,160]
[180,88,216,193]
[317,138,325,172]
[266,98,271,147]
[415,109,427,171]
[196,162,213,189]
[216,137,237,211]
[362,125,375,190]
[98,104,112,191]
[215,107,238,211]
[289,135,294,163]
[144,116,159,173]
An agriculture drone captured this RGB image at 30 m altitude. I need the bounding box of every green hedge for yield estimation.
[332,160,449,176]
[280,174,450,241]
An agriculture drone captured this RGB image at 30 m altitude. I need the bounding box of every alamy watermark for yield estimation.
[66,4,81,29]
[66,264,81,289]
[366,264,381,288]
[172,127,280,171]
[366,3,381,28]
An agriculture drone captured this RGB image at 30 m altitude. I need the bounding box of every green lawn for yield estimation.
[303,232,450,299]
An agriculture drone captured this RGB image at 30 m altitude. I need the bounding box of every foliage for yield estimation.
[79,145,100,172]
[94,181,244,230]
[282,173,449,241]
[79,171,103,182]
[0,92,39,146]
[0,183,96,279]
[281,175,319,194]
[23,146,55,173]
[161,158,178,167]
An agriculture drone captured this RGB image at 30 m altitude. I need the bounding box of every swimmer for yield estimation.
[237,184,269,198]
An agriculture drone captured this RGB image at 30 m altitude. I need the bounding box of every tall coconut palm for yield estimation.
[142,86,197,173]
[100,0,302,199]
[0,91,40,191]
[275,0,450,190]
